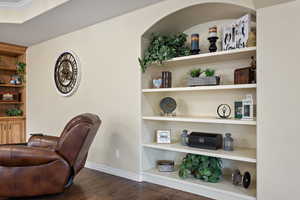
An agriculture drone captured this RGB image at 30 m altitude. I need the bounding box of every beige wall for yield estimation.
[257,1,300,199]
[27,0,254,175]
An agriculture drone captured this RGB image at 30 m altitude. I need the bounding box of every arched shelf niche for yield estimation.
[141,2,256,54]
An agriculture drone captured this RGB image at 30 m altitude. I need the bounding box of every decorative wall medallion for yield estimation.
[54,50,81,96]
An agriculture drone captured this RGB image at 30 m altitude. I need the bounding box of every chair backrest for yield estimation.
[56,113,101,174]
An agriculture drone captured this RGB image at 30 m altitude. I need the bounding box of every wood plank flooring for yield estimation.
[7,168,212,200]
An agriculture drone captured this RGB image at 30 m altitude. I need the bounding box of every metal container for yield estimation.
[188,76,220,87]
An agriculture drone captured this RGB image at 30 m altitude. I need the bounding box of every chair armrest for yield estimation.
[28,135,59,150]
[0,145,63,167]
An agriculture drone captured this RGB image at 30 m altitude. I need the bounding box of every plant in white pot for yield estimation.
[188,68,220,87]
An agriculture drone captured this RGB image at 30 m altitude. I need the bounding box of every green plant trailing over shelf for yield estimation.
[190,68,202,78]
[17,62,26,83]
[6,108,23,116]
[179,154,222,183]
[204,68,215,77]
[139,33,190,72]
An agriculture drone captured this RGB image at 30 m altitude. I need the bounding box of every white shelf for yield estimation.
[142,116,256,126]
[163,47,256,65]
[143,143,256,163]
[142,168,256,200]
[142,84,256,93]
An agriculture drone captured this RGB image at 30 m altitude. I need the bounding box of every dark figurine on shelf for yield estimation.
[208,26,219,52]
[191,34,200,55]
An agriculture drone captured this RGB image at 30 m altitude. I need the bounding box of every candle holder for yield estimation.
[191,34,200,55]
[208,36,219,53]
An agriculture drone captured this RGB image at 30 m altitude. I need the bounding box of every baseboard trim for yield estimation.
[85,161,142,182]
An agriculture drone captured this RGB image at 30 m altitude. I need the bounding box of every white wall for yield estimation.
[257,1,300,199]
[27,0,254,176]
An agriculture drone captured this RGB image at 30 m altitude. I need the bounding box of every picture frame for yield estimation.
[222,14,251,50]
[156,130,171,144]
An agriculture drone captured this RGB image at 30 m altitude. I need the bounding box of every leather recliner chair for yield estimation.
[0,113,101,198]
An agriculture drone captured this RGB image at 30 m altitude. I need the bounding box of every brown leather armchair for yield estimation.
[0,113,101,198]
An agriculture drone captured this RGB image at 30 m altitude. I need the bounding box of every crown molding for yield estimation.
[0,0,32,8]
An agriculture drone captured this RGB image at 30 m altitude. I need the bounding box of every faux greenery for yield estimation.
[17,62,26,83]
[139,33,190,72]
[178,154,222,183]
[6,108,23,116]
[190,68,202,78]
[189,68,216,78]
[204,69,215,77]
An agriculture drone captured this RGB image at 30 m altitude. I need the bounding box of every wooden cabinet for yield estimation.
[0,42,27,144]
[0,119,25,144]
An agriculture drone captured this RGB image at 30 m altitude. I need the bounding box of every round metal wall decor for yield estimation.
[217,104,231,119]
[54,50,81,96]
[160,97,177,114]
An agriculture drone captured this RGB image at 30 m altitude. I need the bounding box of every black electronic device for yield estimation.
[188,132,223,150]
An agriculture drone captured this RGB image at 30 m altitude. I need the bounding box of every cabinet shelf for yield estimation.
[0,102,23,105]
[0,116,25,120]
[143,143,256,163]
[142,84,256,93]
[142,116,256,126]
[0,66,17,71]
[142,168,256,200]
[152,47,256,66]
[0,84,24,88]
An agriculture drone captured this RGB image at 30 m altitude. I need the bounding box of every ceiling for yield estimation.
[0,0,31,7]
[0,0,164,46]
[0,0,295,46]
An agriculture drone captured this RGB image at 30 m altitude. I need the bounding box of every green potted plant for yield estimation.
[6,108,23,116]
[179,154,222,183]
[16,62,26,83]
[139,33,190,72]
[188,68,220,86]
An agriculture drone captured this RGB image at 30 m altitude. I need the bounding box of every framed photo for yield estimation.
[156,130,171,144]
[222,14,251,50]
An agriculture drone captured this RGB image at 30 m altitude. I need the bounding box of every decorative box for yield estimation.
[157,160,175,172]
[188,76,220,87]
[234,67,256,84]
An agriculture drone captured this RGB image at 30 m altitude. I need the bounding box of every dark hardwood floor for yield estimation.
[7,168,212,200]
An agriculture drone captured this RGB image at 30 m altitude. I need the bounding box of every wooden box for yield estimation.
[234,67,256,84]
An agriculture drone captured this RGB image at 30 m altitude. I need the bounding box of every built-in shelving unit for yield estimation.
[141,3,257,200]
[143,143,256,163]
[142,116,256,125]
